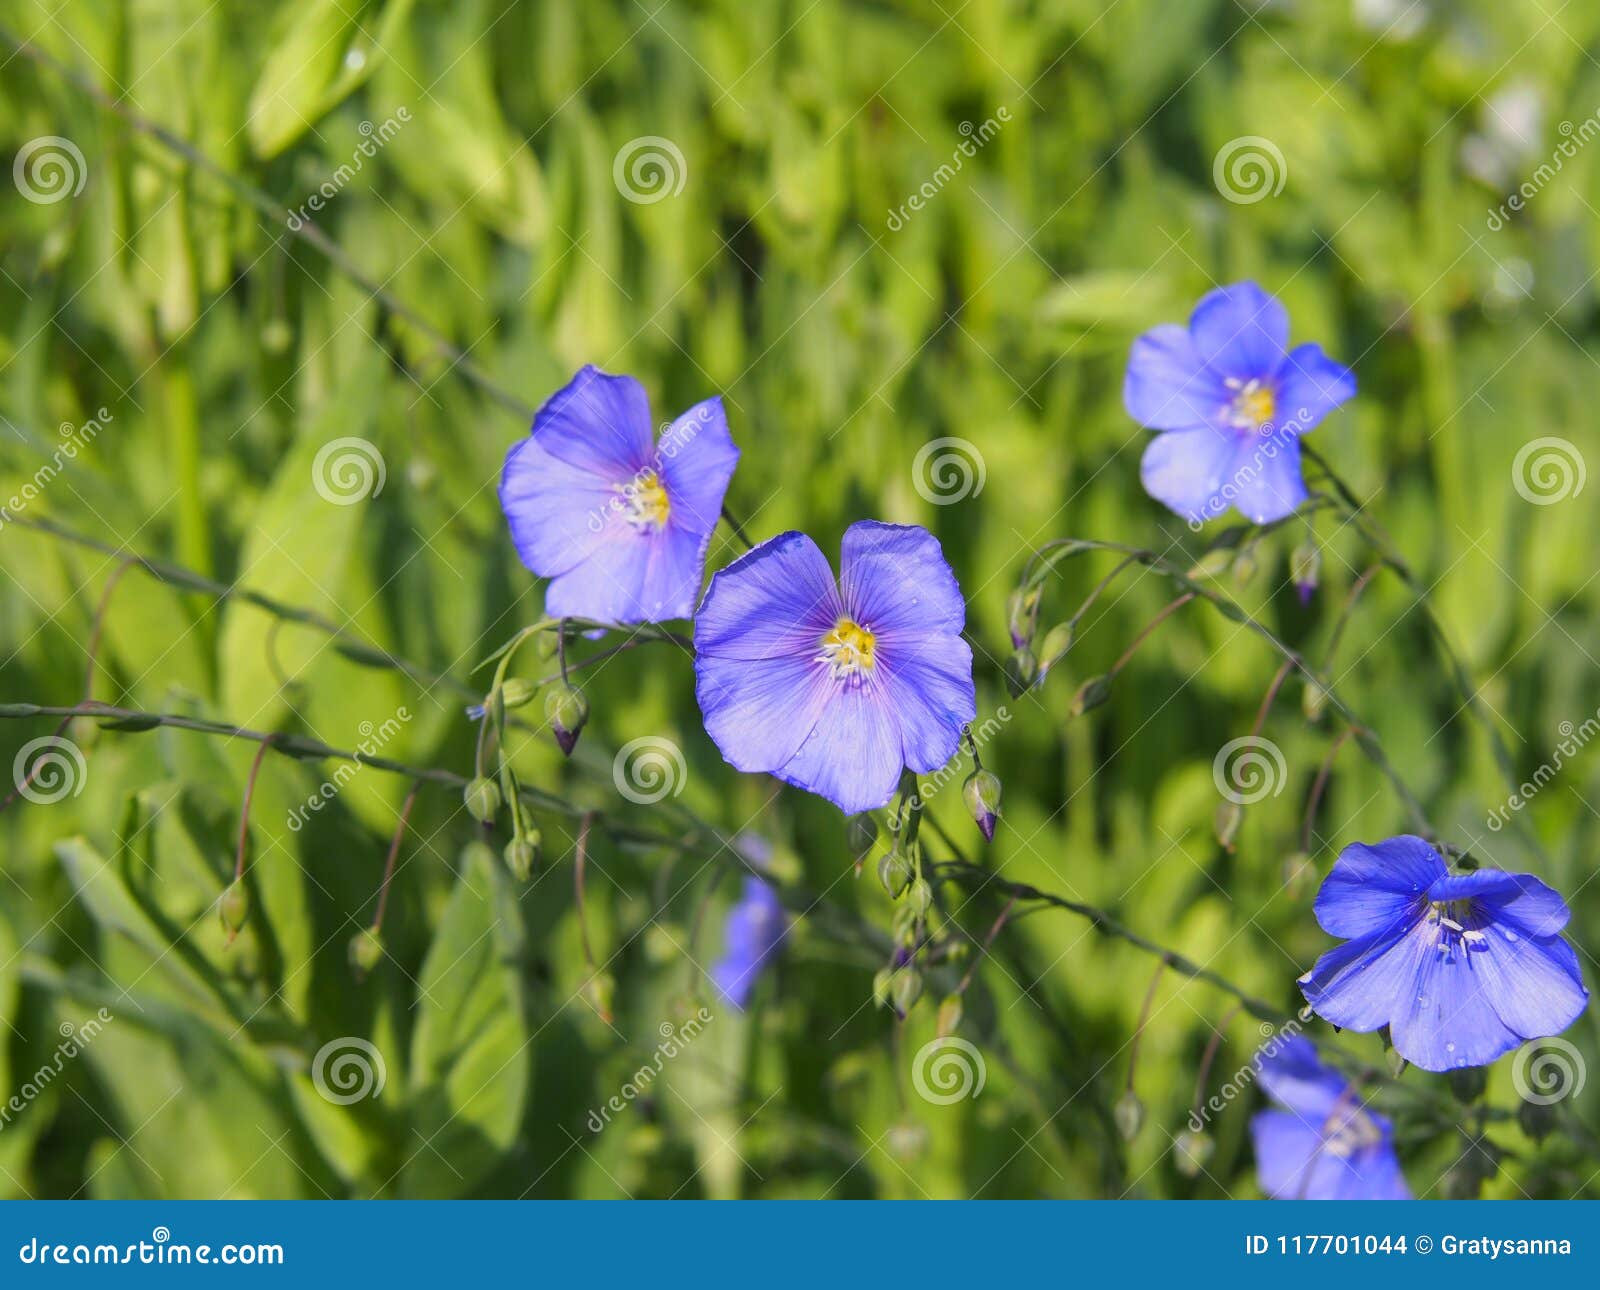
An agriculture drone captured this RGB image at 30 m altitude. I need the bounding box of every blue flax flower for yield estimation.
[1250,1035,1410,1200]
[693,521,976,815]
[499,365,739,622]
[711,875,788,1009]
[1298,835,1588,1071]
[1124,281,1356,526]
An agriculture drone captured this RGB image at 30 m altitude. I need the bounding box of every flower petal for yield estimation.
[1254,1036,1346,1121]
[776,682,904,814]
[1428,869,1572,937]
[1140,426,1238,524]
[1298,925,1425,1033]
[838,521,966,639]
[658,395,740,536]
[1314,836,1444,940]
[1123,324,1229,430]
[531,365,653,478]
[693,531,841,661]
[1223,432,1309,524]
[1275,342,1356,432]
[879,643,977,774]
[1252,1112,1403,1200]
[1466,921,1587,1044]
[1189,281,1290,381]
[1388,923,1523,1070]
[695,647,833,780]
[499,433,617,579]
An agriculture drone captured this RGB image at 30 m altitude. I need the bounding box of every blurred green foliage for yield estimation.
[2,0,1599,1199]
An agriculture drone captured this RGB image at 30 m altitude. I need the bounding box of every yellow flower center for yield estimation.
[1224,377,1276,431]
[819,617,877,682]
[616,469,671,530]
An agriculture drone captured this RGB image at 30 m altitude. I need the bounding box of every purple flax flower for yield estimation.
[1250,1035,1410,1200]
[1298,835,1588,1072]
[711,876,788,1009]
[499,365,739,623]
[693,521,976,815]
[1124,281,1356,526]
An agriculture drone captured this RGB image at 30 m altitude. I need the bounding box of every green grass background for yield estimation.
[2,0,1599,1198]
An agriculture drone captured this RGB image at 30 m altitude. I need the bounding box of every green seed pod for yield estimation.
[1005,648,1039,698]
[349,926,384,975]
[936,994,964,1039]
[1114,1089,1145,1142]
[499,677,538,709]
[877,850,912,900]
[1037,621,1075,674]
[463,776,502,823]
[872,967,895,1010]
[906,878,933,917]
[1448,1066,1488,1105]
[891,967,923,1015]
[218,879,249,937]
[1070,674,1112,717]
[1215,800,1243,852]
[504,835,539,881]
[1302,678,1328,722]
[1174,1129,1213,1177]
[848,814,879,863]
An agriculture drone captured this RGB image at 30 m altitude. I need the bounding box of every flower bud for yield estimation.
[891,967,923,1015]
[499,677,538,709]
[1037,622,1074,675]
[848,815,879,864]
[463,776,502,823]
[1173,1129,1213,1177]
[1232,549,1258,587]
[535,627,562,661]
[1215,800,1242,852]
[1006,587,1037,648]
[1187,549,1233,581]
[936,994,963,1038]
[872,967,894,1010]
[1518,1096,1561,1142]
[585,971,616,1023]
[349,927,383,976]
[962,768,1002,842]
[1114,1089,1145,1142]
[1302,678,1328,722]
[1290,540,1321,605]
[1005,647,1039,698]
[504,835,540,881]
[877,850,913,900]
[1448,1065,1488,1104]
[544,684,589,756]
[906,878,933,917]
[891,904,921,947]
[1070,674,1111,717]
[218,879,249,938]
